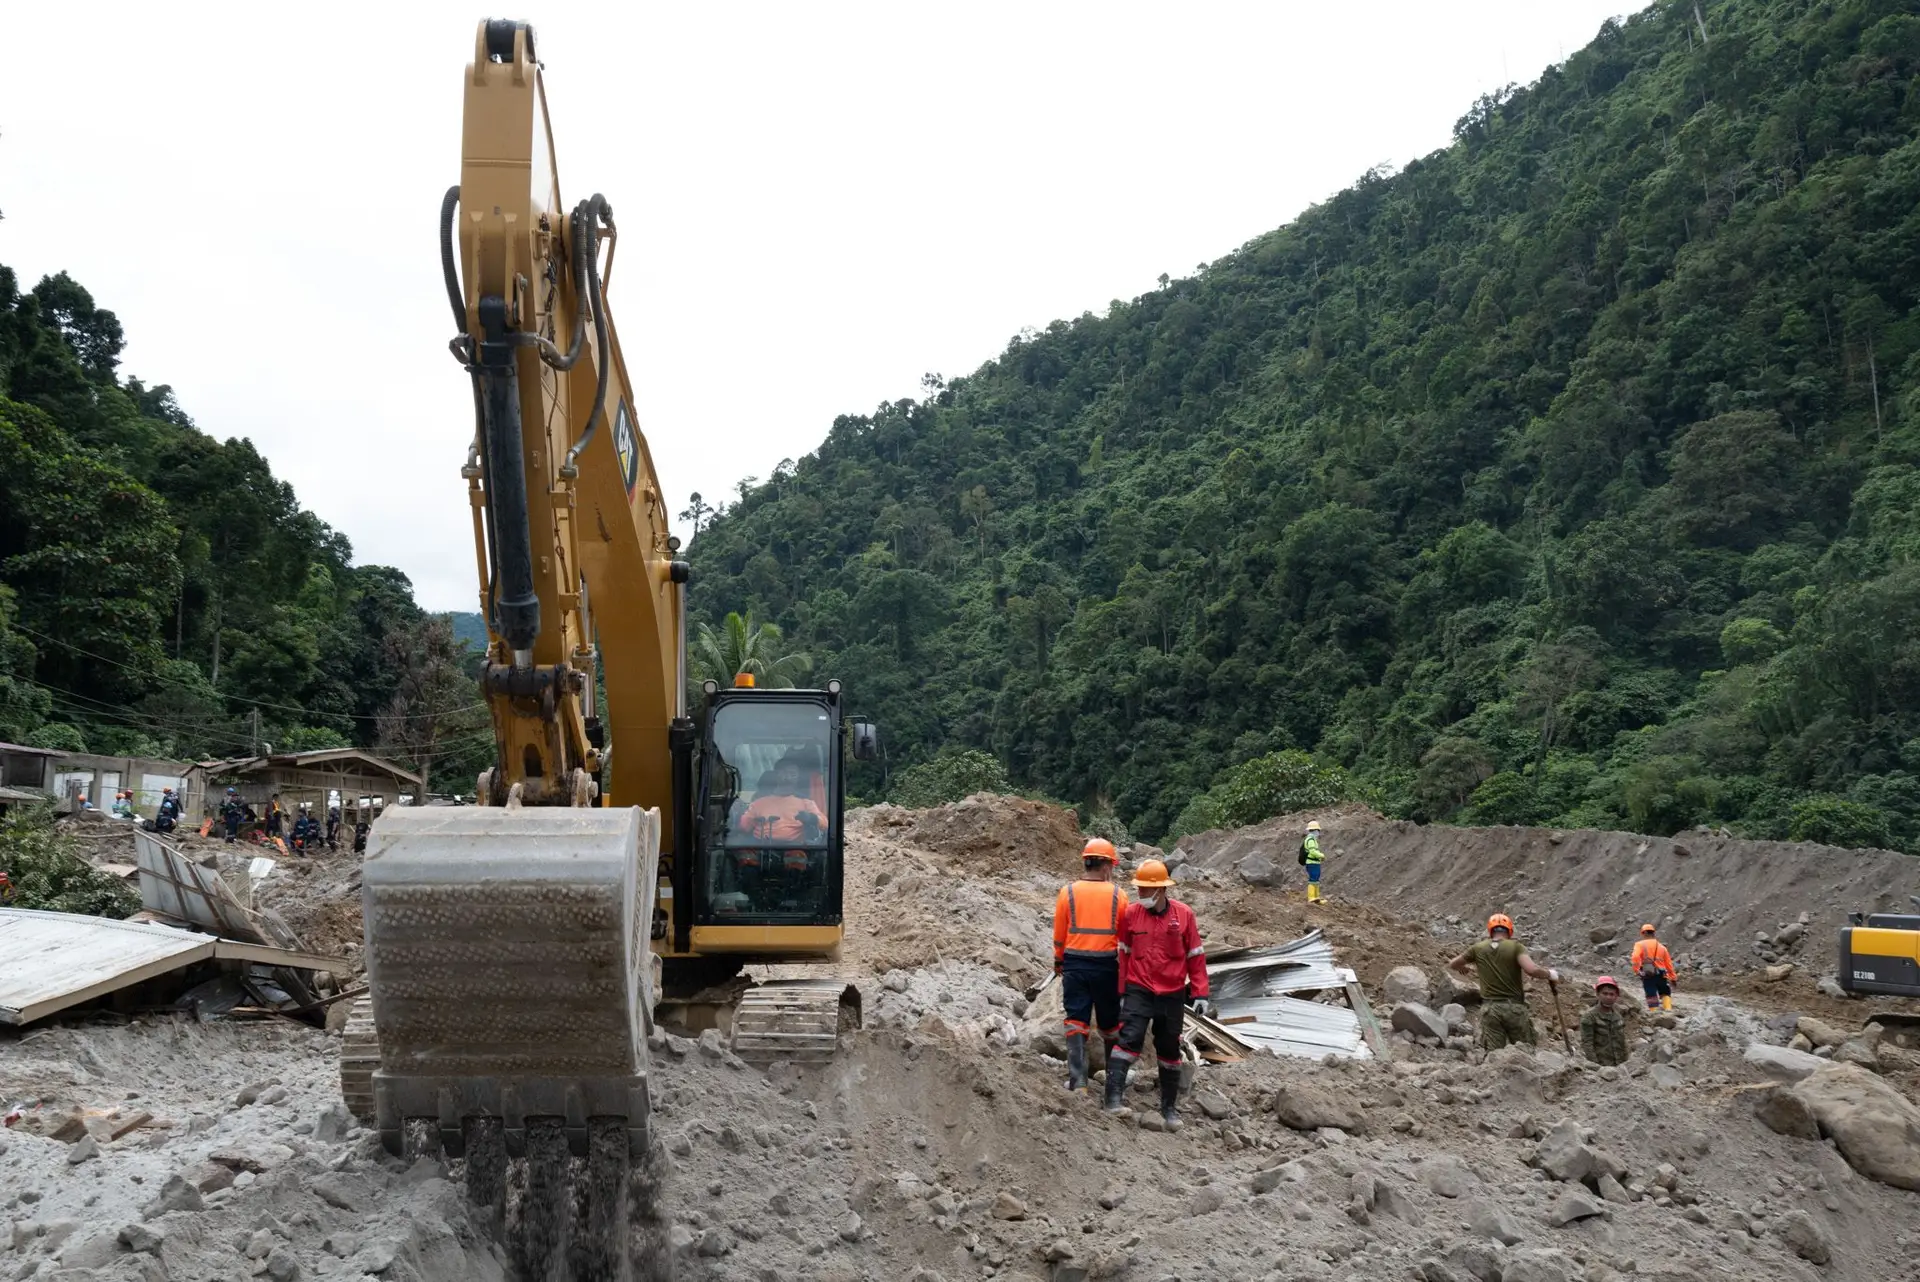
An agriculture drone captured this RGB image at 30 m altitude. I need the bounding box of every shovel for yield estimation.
[1546,976,1574,1054]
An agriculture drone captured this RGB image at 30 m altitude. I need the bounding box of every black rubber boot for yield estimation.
[1158,1066,1183,1132]
[1065,1033,1088,1092]
[1102,1056,1133,1114]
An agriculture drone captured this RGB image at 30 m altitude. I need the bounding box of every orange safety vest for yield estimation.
[1631,938,1675,979]
[1053,880,1125,963]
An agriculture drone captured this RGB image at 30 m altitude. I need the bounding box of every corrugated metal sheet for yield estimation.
[1208,930,1351,998]
[0,908,211,1024]
[131,829,262,941]
[1205,930,1372,1059]
[1209,994,1371,1059]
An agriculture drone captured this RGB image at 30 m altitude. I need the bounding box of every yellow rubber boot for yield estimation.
[1661,994,1673,1012]
[1307,883,1321,904]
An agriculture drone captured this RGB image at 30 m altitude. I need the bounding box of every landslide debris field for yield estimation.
[6,800,1920,1282]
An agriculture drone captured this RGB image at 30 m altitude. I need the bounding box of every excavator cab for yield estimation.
[658,678,870,971]
[698,691,843,924]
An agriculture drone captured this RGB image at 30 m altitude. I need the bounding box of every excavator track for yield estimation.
[729,979,862,1063]
[339,996,379,1123]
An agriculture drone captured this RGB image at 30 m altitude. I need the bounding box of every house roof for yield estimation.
[0,786,50,805]
[197,748,423,789]
[0,742,63,757]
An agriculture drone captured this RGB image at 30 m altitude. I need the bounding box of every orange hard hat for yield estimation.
[1081,838,1118,863]
[1487,913,1515,936]
[1131,859,1175,889]
[1640,923,1657,935]
[1594,975,1620,992]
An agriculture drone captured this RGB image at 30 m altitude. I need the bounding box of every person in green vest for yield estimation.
[1298,820,1326,904]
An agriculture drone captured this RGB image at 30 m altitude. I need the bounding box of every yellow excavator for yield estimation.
[340,19,871,1264]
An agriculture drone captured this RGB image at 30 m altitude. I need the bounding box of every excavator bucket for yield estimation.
[359,804,660,1161]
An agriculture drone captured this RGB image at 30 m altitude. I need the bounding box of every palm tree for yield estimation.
[691,611,811,689]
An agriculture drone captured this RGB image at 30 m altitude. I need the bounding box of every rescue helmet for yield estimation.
[162,787,174,794]
[1640,923,1657,935]
[1306,820,1322,833]
[1594,975,1620,993]
[1487,913,1515,936]
[1131,859,1176,889]
[1081,837,1118,863]
[226,787,238,795]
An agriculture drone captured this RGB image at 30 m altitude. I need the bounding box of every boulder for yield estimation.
[1445,1239,1506,1282]
[1755,1088,1820,1140]
[1547,1187,1606,1227]
[1236,854,1283,887]
[1595,1174,1631,1205]
[1834,1039,1880,1071]
[1272,1081,1364,1133]
[1816,975,1850,1000]
[1588,927,1615,945]
[1744,1042,1827,1082]
[1502,1248,1577,1282]
[1434,970,1482,1007]
[1763,963,1795,982]
[1531,1119,1627,1190]
[1788,1063,1920,1191]
[1420,1155,1476,1199]
[1797,1016,1847,1049]
[1774,1209,1833,1266]
[1391,1003,1450,1043]
[1384,966,1432,1007]
[1441,1002,1470,1033]
[1774,922,1807,949]
[1469,1202,1526,1246]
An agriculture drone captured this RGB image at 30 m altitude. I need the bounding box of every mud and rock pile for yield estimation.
[1177,807,1918,981]
[9,795,1920,1281]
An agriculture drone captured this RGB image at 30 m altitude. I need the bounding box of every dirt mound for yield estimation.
[0,1019,501,1282]
[1178,808,1920,984]
[656,984,1920,1281]
[867,793,1083,878]
[834,807,1057,987]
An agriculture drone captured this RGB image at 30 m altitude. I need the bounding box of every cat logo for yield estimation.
[613,400,640,500]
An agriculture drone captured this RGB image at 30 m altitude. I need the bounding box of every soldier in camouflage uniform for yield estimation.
[1579,975,1630,1066]
[1448,913,1560,1051]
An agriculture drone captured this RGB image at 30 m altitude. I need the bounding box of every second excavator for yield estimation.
[340,18,873,1274]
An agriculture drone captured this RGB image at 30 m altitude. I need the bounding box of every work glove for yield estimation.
[1189,998,1212,1018]
[1548,969,1561,984]
[1053,962,1063,978]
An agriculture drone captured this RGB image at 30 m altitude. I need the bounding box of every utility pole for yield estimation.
[250,708,261,758]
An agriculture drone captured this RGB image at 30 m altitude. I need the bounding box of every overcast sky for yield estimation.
[2,1,1636,612]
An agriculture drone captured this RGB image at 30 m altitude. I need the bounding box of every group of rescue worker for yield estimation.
[1051,823,1685,1121]
[1051,837,1211,1131]
[218,789,359,854]
[1448,914,1679,1066]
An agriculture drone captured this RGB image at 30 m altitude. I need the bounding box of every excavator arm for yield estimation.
[448,18,686,824]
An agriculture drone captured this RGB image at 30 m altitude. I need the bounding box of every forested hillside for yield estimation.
[0,267,487,794]
[688,0,1920,850]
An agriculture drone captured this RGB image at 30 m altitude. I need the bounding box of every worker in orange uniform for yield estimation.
[1630,923,1677,1012]
[1052,838,1126,1094]
[1106,859,1209,1131]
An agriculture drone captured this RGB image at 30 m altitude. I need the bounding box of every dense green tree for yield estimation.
[689,0,1920,852]
[0,262,470,783]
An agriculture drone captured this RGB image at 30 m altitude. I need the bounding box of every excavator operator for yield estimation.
[720,761,828,914]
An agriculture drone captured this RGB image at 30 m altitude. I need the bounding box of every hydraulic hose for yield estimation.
[560,193,614,479]
[441,185,502,633]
